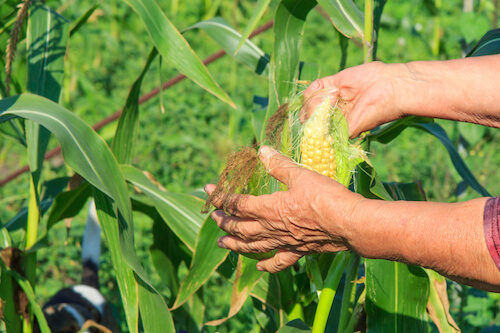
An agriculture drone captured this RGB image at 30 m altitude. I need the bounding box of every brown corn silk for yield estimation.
[201,146,259,214]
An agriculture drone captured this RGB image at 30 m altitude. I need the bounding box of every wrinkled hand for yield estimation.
[205,146,364,273]
[301,61,411,138]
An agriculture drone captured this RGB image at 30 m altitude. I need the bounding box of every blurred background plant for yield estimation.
[0,0,499,332]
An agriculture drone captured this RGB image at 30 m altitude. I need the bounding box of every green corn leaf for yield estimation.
[121,164,205,252]
[1,260,51,333]
[235,0,272,53]
[298,61,320,81]
[0,118,26,146]
[183,17,270,76]
[411,123,490,197]
[312,252,350,333]
[0,95,132,219]
[426,269,460,332]
[122,0,235,107]
[365,260,430,332]
[0,95,172,332]
[372,0,387,60]
[205,255,264,326]
[92,190,139,332]
[139,280,175,333]
[467,28,500,57]
[5,199,53,232]
[27,5,68,103]
[317,0,364,39]
[112,48,158,164]
[26,4,68,179]
[149,215,192,304]
[173,215,229,309]
[277,319,311,332]
[263,0,316,141]
[0,263,22,332]
[368,116,434,144]
[27,182,91,253]
[70,3,101,37]
[273,0,316,104]
[250,272,282,313]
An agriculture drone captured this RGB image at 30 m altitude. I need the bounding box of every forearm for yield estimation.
[401,54,500,128]
[345,197,500,291]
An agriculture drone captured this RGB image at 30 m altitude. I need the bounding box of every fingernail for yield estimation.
[217,237,227,249]
[256,264,263,271]
[330,86,338,94]
[204,185,209,194]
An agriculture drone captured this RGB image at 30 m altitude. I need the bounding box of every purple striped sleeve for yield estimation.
[484,196,500,271]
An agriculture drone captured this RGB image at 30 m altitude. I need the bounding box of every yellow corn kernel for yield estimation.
[300,97,336,179]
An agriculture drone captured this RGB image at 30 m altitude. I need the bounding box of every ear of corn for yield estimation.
[300,96,337,180]
[298,94,365,187]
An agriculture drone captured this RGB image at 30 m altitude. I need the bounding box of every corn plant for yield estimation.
[0,0,498,332]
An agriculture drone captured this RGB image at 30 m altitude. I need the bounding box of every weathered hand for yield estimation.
[205,145,364,273]
[301,61,410,138]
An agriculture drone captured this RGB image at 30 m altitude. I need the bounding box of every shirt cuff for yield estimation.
[484,196,500,271]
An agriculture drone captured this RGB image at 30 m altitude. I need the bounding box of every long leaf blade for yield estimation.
[317,0,364,39]
[205,255,264,326]
[112,48,158,164]
[263,0,316,141]
[121,164,205,252]
[122,0,235,107]
[235,0,272,53]
[173,215,228,309]
[0,95,173,332]
[184,17,270,76]
[26,4,69,179]
[411,123,490,197]
[467,28,500,57]
[92,190,139,332]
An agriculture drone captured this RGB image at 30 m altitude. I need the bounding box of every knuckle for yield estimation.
[248,241,267,253]
[269,258,287,273]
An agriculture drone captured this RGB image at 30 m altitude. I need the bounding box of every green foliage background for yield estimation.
[1,0,499,331]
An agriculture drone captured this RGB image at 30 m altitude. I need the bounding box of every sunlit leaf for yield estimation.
[0,95,173,332]
[26,4,68,180]
[263,0,316,141]
[92,190,139,332]
[121,164,205,252]
[184,17,270,76]
[122,0,235,107]
[317,0,364,39]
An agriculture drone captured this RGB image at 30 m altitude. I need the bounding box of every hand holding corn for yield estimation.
[205,145,365,273]
[301,55,500,138]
